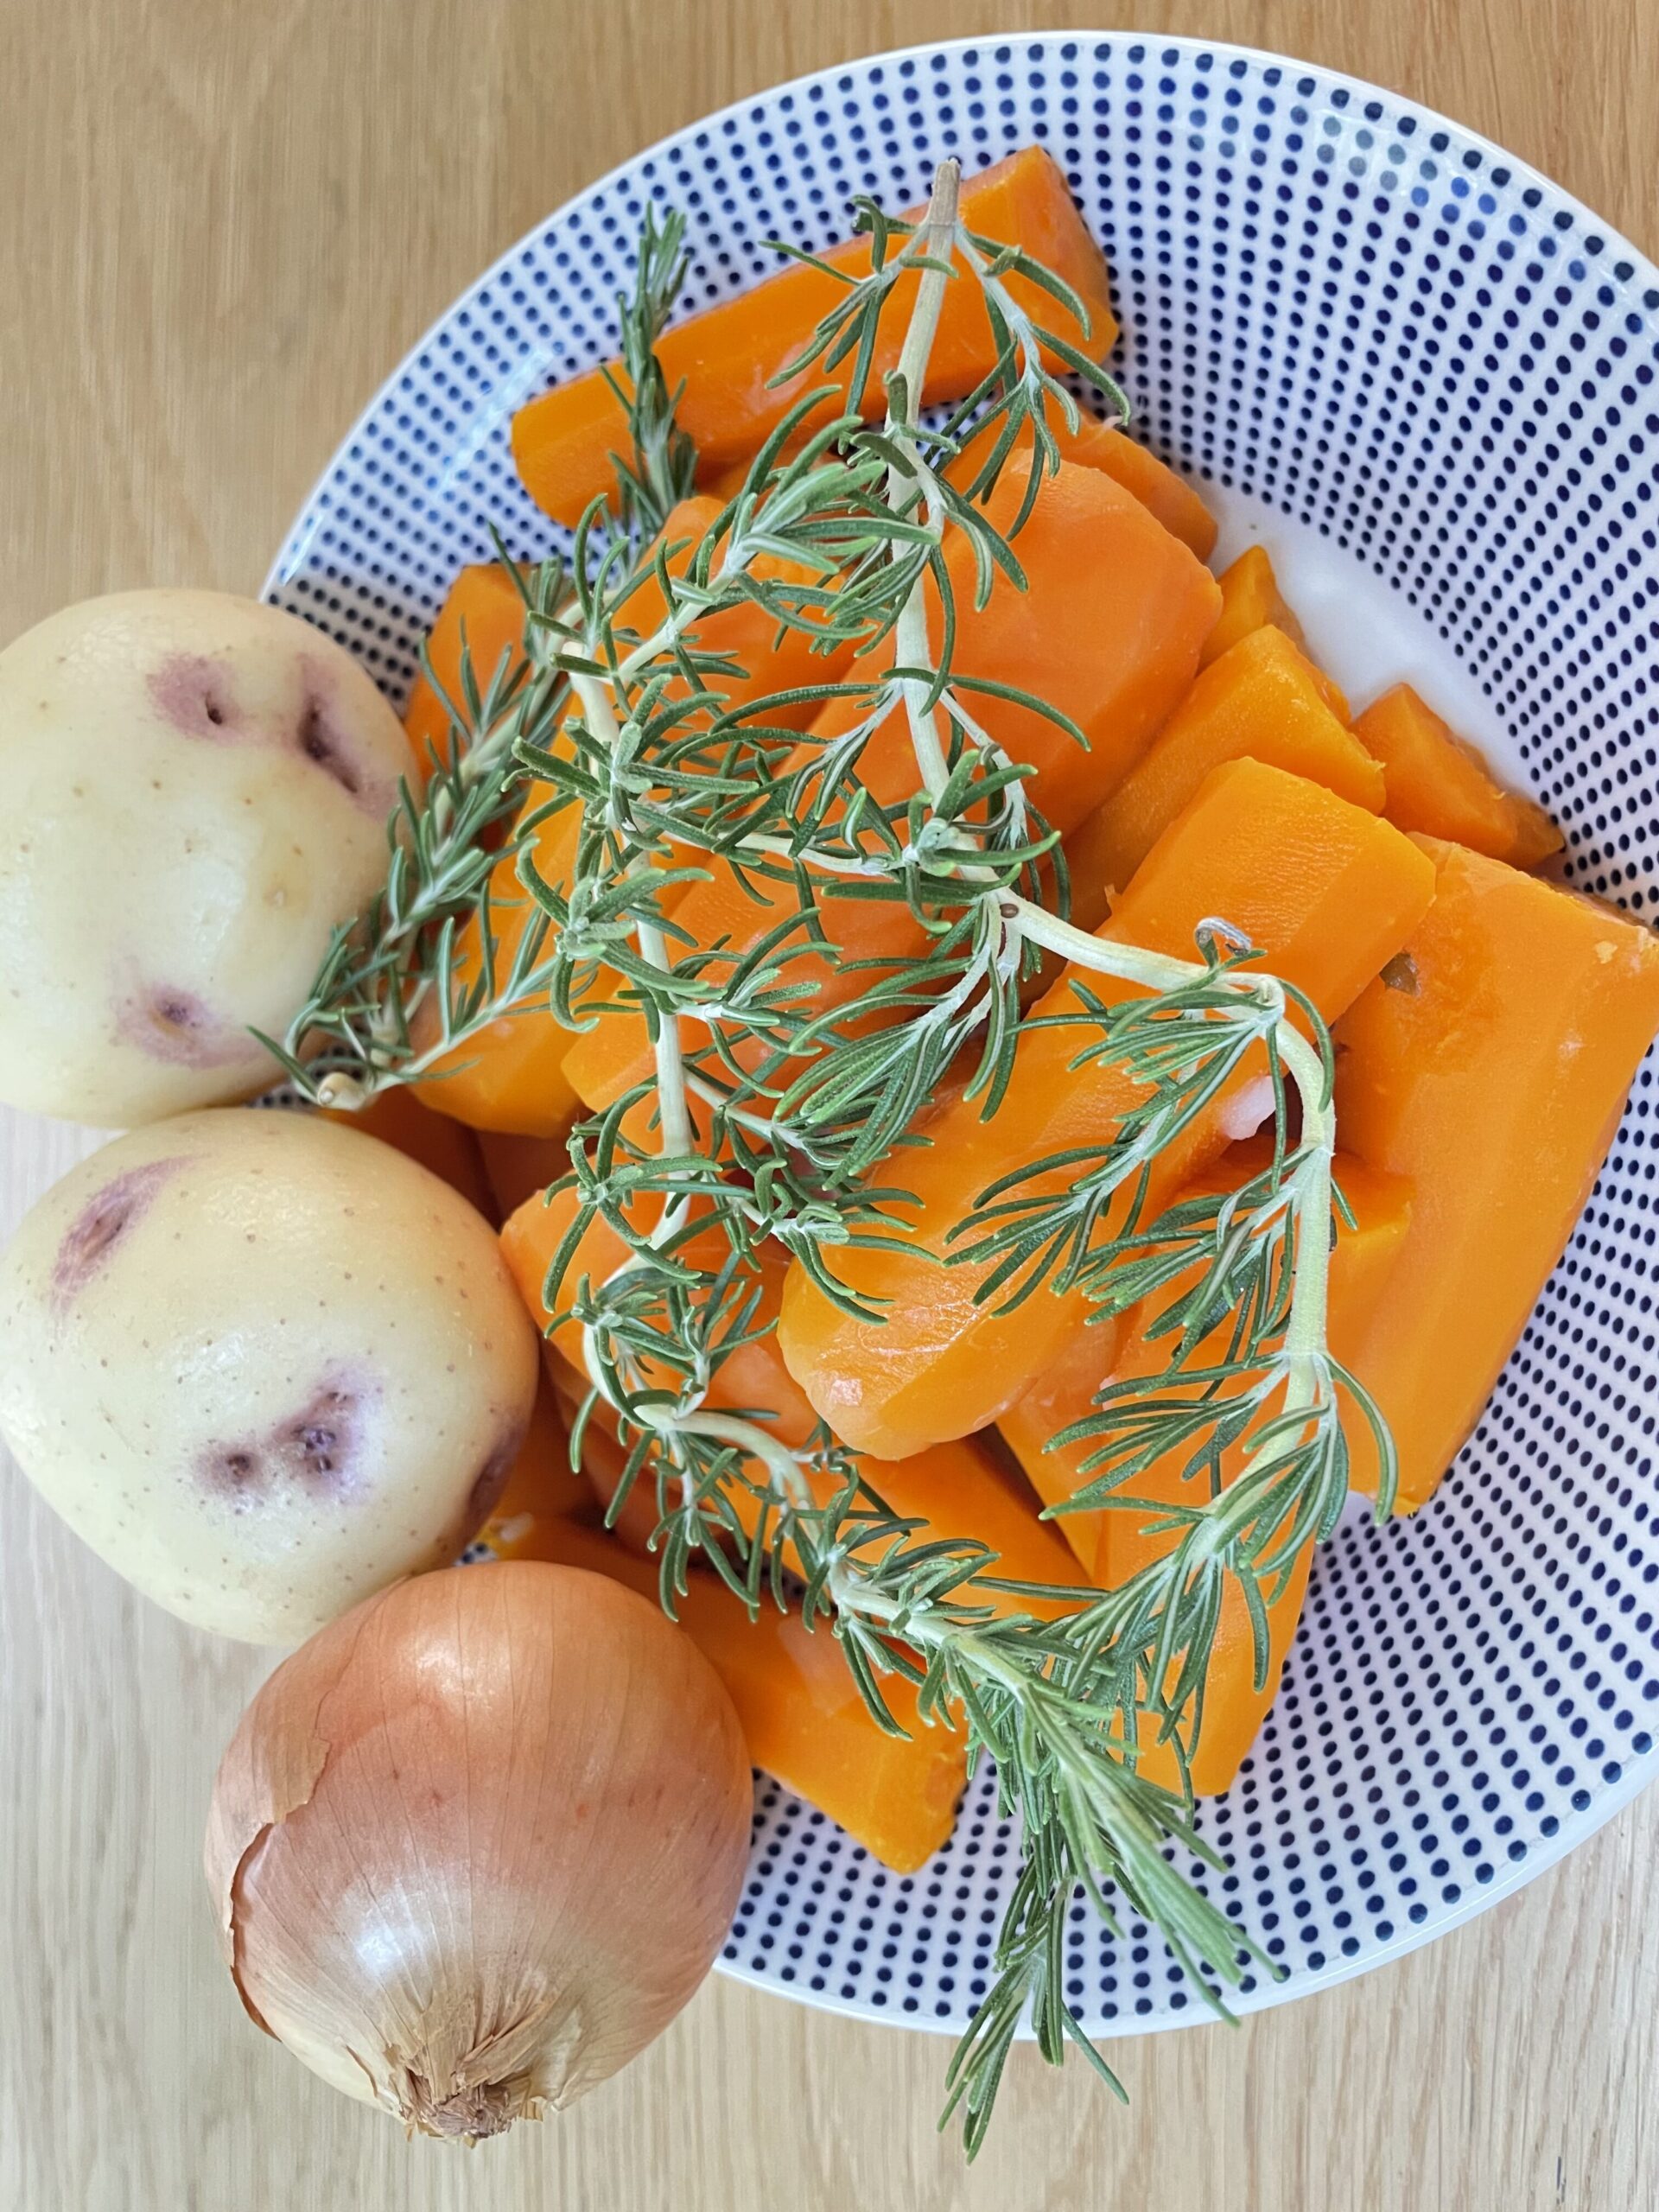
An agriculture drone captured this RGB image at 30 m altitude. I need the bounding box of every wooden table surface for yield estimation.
[3,2,1656,2206]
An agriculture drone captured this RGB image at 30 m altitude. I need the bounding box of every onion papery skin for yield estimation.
[204,1560,753,2139]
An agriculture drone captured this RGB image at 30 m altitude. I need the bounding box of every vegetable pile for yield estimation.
[2,145,1658,2152]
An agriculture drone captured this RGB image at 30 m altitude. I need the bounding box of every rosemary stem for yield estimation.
[1005,888,1340,1366]
[636,916,698,1161]
[611,532,762,687]
[1007,886,1341,1529]
[1274,1022,1335,1375]
[567,668,696,1233]
[668,1408,809,1503]
[683,1072,804,1142]
[672,1409,1006,1677]
[887,159,961,805]
[999,892,1211,995]
[893,160,962,428]
[652,1405,899,1629]
[726,829,894,880]
[351,706,539,1075]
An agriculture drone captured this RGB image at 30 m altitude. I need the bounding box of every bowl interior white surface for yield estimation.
[267,34,1659,2037]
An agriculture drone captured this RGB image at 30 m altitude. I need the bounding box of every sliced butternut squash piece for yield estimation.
[476,1130,572,1222]
[516,1190,1084,1604]
[944,410,1217,559]
[1353,683,1562,868]
[1002,1140,1410,1592]
[1063,625,1383,933]
[1336,838,1659,1510]
[776,759,1437,1460]
[997,1313,1130,1576]
[1198,546,1328,696]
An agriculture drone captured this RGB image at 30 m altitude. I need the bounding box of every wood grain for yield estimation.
[2,2,1656,2206]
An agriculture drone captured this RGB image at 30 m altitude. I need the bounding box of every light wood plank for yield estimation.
[3,3,1656,2205]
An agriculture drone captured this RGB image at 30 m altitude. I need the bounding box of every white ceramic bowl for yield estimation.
[267,35,1659,2039]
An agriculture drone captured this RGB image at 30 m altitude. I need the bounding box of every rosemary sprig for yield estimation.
[258,556,575,1107]
[602,207,698,539]
[518,164,1361,2145]
[276,161,1395,2152]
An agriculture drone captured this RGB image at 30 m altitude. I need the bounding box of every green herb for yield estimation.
[257,555,574,1109]
[602,207,698,539]
[280,159,1395,2154]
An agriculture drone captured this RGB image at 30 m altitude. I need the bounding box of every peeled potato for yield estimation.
[0,1109,539,1643]
[0,590,413,1126]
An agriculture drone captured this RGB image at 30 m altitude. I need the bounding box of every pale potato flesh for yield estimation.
[0,589,414,1126]
[0,1109,539,1643]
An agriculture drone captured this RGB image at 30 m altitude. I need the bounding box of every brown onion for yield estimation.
[204,1560,753,2138]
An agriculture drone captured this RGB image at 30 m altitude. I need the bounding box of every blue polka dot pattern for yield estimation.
[266,37,1659,2037]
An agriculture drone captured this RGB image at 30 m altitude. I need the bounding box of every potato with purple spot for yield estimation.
[0,589,414,1127]
[0,1108,539,1643]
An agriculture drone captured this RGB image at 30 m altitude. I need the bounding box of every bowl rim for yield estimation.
[264,29,1659,2040]
[716,1745,1659,2040]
